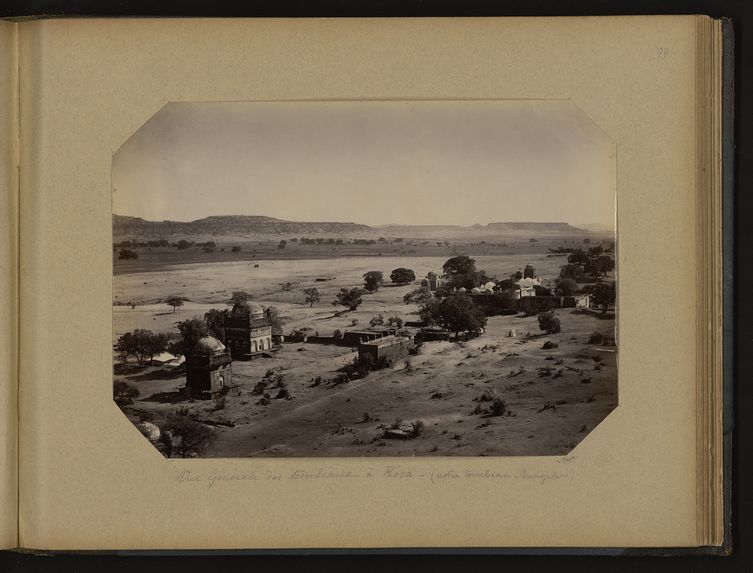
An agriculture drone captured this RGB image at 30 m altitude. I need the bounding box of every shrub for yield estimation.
[333,329,343,340]
[164,417,213,457]
[113,381,139,407]
[369,314,385,327]
[489,398,506,417]
[363,271,384,292]
[542,340,559,350]
[118,248,138,260]
[231,246,242,252]
[538,311,561,334]
[587,332,604,345]
[409,420,425,438]
[387,315,404,328]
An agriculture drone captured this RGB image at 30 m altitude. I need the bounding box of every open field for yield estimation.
[113,251,617,457]
[112,235,611,276]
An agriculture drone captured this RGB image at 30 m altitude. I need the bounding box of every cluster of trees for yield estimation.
[333,287,365,311]
[369,314,404,328]
[419,294,487,339]
[390,268,415,285]
[441,255,490,291]
[118,249,138,260]
[583,282,616,314]
[115,329,169,364]
[403,287,433,305]
[114,239,170,249]
[559,246,615,282]
[363,271,384,292]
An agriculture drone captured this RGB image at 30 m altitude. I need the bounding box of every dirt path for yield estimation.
[205,367,400,457]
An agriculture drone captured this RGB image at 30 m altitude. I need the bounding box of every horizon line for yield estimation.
[112,212,608,229]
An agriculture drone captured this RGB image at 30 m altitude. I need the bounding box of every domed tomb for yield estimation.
[185,336,232,399]
[223,301,274,358]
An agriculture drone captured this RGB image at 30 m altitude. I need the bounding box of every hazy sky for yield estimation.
[113,100,615,227]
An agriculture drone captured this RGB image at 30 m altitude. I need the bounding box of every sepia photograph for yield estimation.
[112,100,617,458]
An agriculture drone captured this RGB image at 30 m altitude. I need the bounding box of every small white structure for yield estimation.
[137,421,161,443]
[516,276,541,298]
[149,351,178,366]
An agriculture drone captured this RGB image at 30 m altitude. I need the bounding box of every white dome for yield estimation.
[137,421,161,442]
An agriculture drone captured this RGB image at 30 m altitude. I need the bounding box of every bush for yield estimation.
[537,311,561,334]
[542,341,559,350]
[164,417,213,458]
[231,246,242,252]
[369,314,385,327]
[118,248,138,260]
[489,398,506,417]
[387,315,404,328]
[333,329,343,340]
[113,381,139,407]
[409,420,425,438]
[587,332,604,344]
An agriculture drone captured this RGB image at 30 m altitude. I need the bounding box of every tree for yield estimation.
[390,268,416,285]
[303,287,320,308]
[595,255,615,276]
[590,282,616,314]
[166,296,184,313]
[496,278,515,291]
[560,264,585,282]
[428,294,487,339]
[333,288,365,312]
[176,239,192,250]
[266,306,284,335]
[443,255,476,277]
[113,381,140,408]
[143,332,168,362]
[115,329,167,364]
[118,248,138,260]
[387,315,404,328]
[442,256,481,290]
[533,284,552,297]
[369,314,385,327]
[587,245,604,258]
[176,318,208,357]
[204,308,226,339]
[555,278,578,296]
[512,270,523,280]
[278,240,287,249]
[418,298,442,326]
[230,291,251,305]
[231,246,242,252]
[363,271,384,292]
[403,287,433,306]
[567,248,589,265]
[538,311,561,334]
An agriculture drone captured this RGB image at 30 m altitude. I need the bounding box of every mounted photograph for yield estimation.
[112,100,617,458]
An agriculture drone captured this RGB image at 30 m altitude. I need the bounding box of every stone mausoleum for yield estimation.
[185,336,233,399]
[223,301,274,359]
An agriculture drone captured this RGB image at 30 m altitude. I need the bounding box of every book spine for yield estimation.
[0,20,19,551]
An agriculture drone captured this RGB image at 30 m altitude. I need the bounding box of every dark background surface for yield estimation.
[0,1,751,572]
